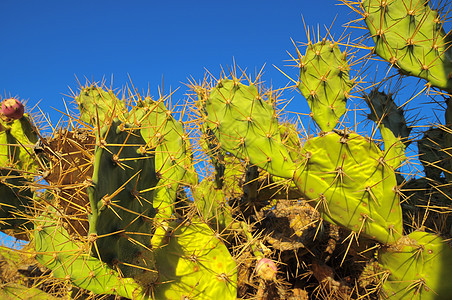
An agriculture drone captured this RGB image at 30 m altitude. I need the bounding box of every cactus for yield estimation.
[0,112,39,172]
[192,178,235,235]
[197,78,296,178]
[126,97,197,222]
[2,1,452,298]
[377,231,452,299]
[87,118,158,285]
[293,131,404,244]
[365,89,411,169]
[75,84,126,127]
[152,218,237,300]
[34,203,143,298]
[359,0,452,92]
[196,77,403,244]
[0,169,33,239]
[417,127,449,182]
[5,82,248,300]
[296,40,355,131]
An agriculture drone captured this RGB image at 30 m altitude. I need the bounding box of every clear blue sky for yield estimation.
[1,0,362,125]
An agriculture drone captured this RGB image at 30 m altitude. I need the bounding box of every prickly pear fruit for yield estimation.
[255,258,277,281]
[1,98,24,120]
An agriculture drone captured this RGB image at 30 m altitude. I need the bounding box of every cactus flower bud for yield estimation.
[1,98,24,120]
[255,258,277,281]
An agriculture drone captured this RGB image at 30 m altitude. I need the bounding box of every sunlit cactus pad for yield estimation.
[197,78,295,178]
[0,114,38,172]
[76,85,126,126]
[378,231,452,299]
[34,207,142,298]
[153,219,237,300]
[294,131,403,243]
[297,40,354,131]
[362,0,452,92]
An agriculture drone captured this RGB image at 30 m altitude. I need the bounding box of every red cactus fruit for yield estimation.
[255,258,277,281]
[1,98,24,120]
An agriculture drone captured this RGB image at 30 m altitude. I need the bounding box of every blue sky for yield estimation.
[1,1,361,125]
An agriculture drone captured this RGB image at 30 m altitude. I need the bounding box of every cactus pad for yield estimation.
[76,85,126,127]
[378,231,452,299]
[362,0,452,92]
[293,131,403,243]
[34,206,142,298]
[297,40,354,131]
[197,78,295,178]
[153,218,237,300]
[87,119,158,284]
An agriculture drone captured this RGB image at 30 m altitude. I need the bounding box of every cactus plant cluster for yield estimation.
[1,0,452,299]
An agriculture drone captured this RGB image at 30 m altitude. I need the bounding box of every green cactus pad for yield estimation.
[87,119,158,284]
[0,169,33,238]
[293,131,403,243]
[198,78,295,179]
[365,89,410,169]
[153,218,237,300]
[199,127,227,189]
[362,0,452,92]
[0,284,61,300]
[34,207,142,298]
[279,122,304,162]
[378,231,452,299]
[192,178,234,234]
[418,127,449,181]
[76,85,126,127]
[366,90,411,141]
[297,40,354,131]
[126,98,197,220]
[0,114,38,172]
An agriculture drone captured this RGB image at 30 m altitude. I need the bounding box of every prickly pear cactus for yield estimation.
[126,97,197,221]
[34,204,142,298]
[197,78,296,178]
[0,113,39,172]
[293,131,403,244]
[0,169,33,238]
[297,40,355,131]
[76,85,126,126]
[378,231,452,299]
[361,0,452,92]
[87,119,158,285]
[152,218,237,300]
[365,89,410,169]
